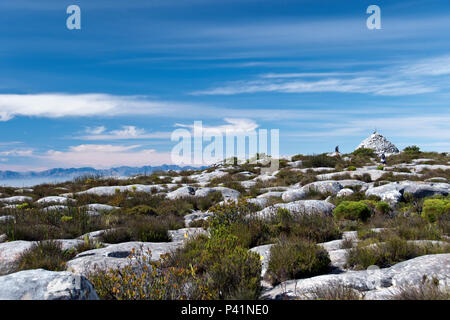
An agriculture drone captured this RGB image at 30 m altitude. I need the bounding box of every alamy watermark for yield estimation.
[66,5,81,30]
[171,121,279,173]
[367,5,381,30]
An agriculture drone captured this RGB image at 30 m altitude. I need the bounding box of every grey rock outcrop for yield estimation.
[66,241,183,275]
[0,269,99,300]
[301,181,343,196]
[254,200,335,220]
[365,181,449,204]
[263,254,450,300]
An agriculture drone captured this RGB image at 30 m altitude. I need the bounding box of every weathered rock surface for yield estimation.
[0,196,33,203]
[0,241,35,275]
[249,244,274,278]
[168,228,208,242]
[301,181,343,196]
[0,269,99,300]
[0,215,15,223]
[263,254,450,300]
[84,204,119,212]
[257,191,284,199]
[365,181,449,204]
[36,196,74,205]
[76,184,173,196]
[337,188,354,197]
[66,241,183,275]
[254,200,335,220]
[184,211,214,226]
[281,189,307,202]
[167,186,240,201]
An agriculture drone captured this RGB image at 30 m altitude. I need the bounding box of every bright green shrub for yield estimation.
[333,201,372,221]
[422,198,450,223]
[376,165,384,170]
[347,166,357,171]
[375,201,391,215]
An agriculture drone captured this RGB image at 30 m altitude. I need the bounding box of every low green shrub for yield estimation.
[375,201,391,215]
[126,205,157,216]
[15,240,98,272]
[346,237,449,269]
[333,201,372,221]
[421,198,450,223]
[353,148,375,157]
[266,238,330,286]
[268,210,341,243]
[403,145,420,154]
[347,166,357,171]
[88,248,215,300]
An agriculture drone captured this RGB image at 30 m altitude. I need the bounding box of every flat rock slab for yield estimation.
[301,181,343,196]
[365,181,449,204]
[167,186,240,201]
[0,241,34,275]
[66,241,183,275]
[83,204,119,212]
[0,240,87,276]
[184,211,213,227]
[0,196,33,204]
[168,228,208,242]
[36,196,74,205]
[263,254,450,300]
[0,269,98,300]
[76,184,174,196]
[254,200,335,220]
[0,215,15,223]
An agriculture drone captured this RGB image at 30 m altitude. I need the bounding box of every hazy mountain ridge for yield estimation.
[0,165,203,180]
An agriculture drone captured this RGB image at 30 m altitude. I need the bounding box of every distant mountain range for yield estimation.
[0,165,205,180]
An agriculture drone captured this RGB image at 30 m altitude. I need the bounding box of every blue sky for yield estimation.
[0,0,449,170]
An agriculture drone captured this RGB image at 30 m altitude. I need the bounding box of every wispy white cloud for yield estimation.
[0,149,33,156]
[175,118,259,135]
[0,94,211,121]
[401,55,450,76]
[78,126,172,140]
[190,55,450,96]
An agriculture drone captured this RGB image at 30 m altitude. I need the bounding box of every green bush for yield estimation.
[333,201,372,221]
[126,205,157,216]
[268,210,341,243]
[15,240,98,272]
[347,166,357,171]
[167,233,262,299]
[165,201,263,300]
[266,238,330,286]
[376,165,384,171]
[16,241,71,272]
[375,201,391,215]
[301,154,339,168]
[346,237,449,269]
[88,248,215,300]
[421,198,450,223]
[353,148,375,157]
[403,145,420,154]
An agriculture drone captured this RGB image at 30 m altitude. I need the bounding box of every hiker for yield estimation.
[380,153,386,164]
